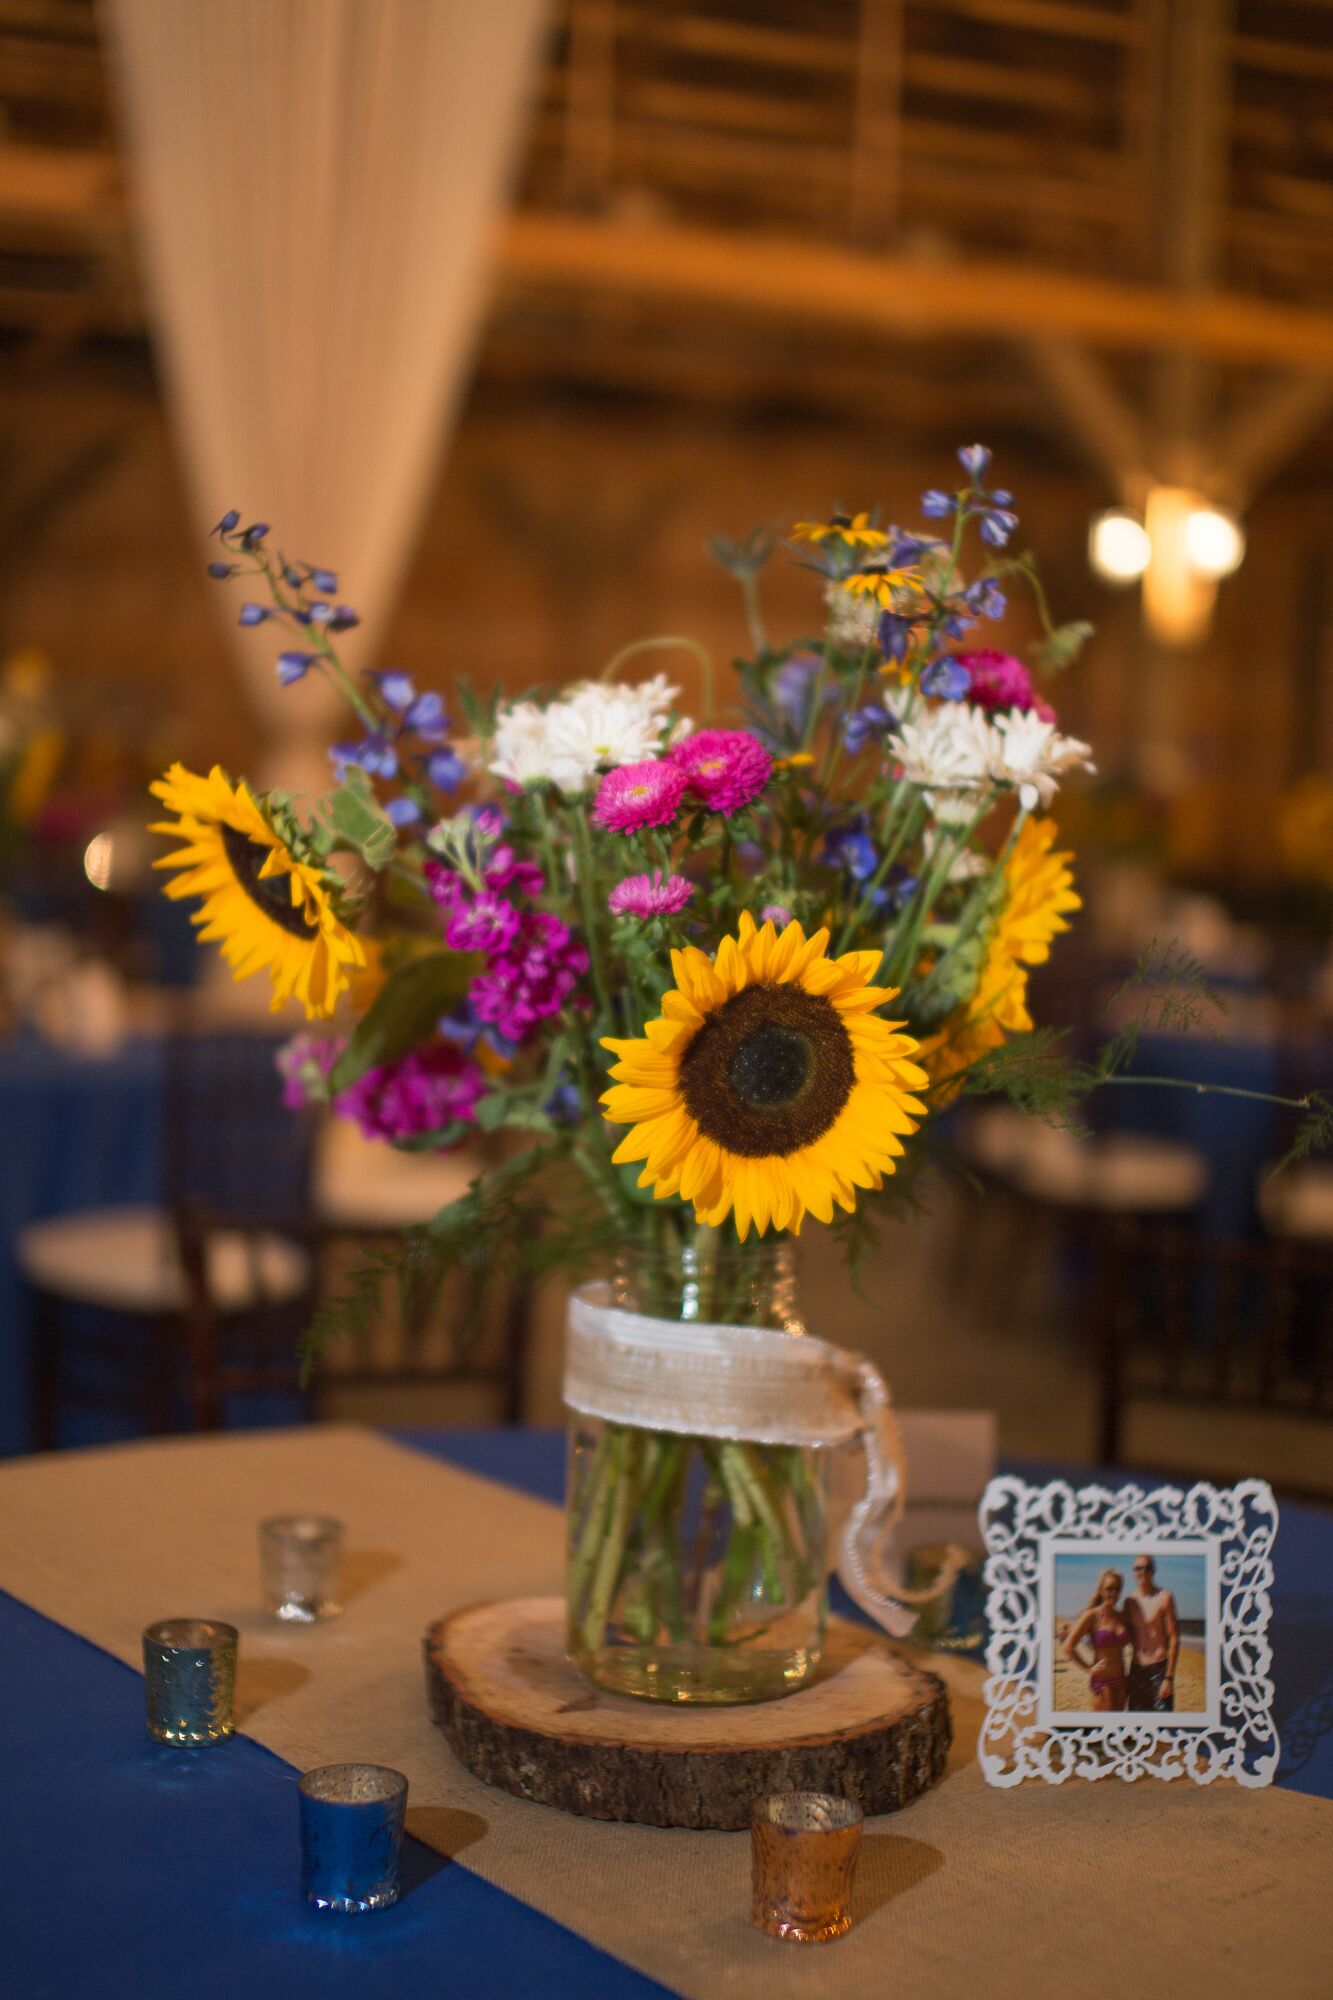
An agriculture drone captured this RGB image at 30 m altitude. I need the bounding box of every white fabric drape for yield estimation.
[104,0,546,786]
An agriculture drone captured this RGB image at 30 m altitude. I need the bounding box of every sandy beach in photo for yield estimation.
[1051,1633,1207,1714]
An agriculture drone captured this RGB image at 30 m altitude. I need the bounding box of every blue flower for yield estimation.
[823,820,878,881]
[425,748,466,794]
[308,567,338,593]
[771,653,824,729]
[240,522,269,548]
[870,867,917,915]
[386,796,422,828]
[282,565,304,590]
[964,578,1006,621]
[211,509,240,535]
[979,509,1018,549]
[206,562,234,580]
[238,603,271,626]
[887,530,946,566]
[307,601,334,624]
[404,691,449,739]
[877,611,915,662]
[921,657,972,701]
[544,1079,582,1125]
[276,650,317,686]
[329,604,360,632]
[842,703,898,754]
[920,490,956,519]
[332,733,398,781]
[373,671,417,711]
[958,444,991,481]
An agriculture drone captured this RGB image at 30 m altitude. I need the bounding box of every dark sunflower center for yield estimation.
[220,822,319,938]
[679,983,855,1158]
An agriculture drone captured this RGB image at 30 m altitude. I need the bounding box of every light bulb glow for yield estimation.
[1184,505,1245,579]
[1089,508,1151,583]
[83,833,114,890]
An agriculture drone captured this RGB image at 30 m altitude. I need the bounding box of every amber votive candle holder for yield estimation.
[260,1514,344,1622]
[142,1619,238,1745]
[751,1791,864,1943]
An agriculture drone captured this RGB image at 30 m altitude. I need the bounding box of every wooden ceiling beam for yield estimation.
[499,213,1333,371]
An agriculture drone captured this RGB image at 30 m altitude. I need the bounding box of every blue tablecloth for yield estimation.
[0,1036,165,1456]
[4,1427,1330,2000]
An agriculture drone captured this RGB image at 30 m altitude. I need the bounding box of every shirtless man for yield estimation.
[1124,1554,1178,1711]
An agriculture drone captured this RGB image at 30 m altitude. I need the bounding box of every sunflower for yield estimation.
[601,912,928,1239]
[149,763,365,1019]
[919,815,1079,1097]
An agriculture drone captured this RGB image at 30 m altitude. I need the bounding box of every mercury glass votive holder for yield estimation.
[298,1764,408,1913]
[260,1513,344,1622]
[751,1792,864,1943]
[142,1619,238,1745]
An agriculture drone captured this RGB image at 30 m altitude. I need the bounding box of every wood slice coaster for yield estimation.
[424,1596,951,1830]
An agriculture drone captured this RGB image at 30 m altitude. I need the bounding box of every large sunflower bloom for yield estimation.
[149,763,365,1019]
[920,815,1079,1097]
[601,912,928,1240]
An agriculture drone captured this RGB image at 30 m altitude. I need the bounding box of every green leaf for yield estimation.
[326,766,398,872]
[327,951,476,1093]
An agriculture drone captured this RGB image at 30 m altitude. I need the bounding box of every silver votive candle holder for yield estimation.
[751,1792,864,1943]
[299,1764,408,1913]
[260,1513,344,1622]
[142,1618,238,1745]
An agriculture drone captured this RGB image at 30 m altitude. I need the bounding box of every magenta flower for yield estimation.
[484,842,544,898]
[592,758,687,832]
[759,902,793,929]
[670,729,772,816]
[443,889,521,955]
[275,1031,345,1111]
[469,912,589,1042]
[953,649,1055,723]
[608,870,695,918]
[333,1042,486,1142]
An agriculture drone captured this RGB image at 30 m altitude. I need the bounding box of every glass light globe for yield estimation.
[1089,508,1151,583]
[1185,505,1245,579]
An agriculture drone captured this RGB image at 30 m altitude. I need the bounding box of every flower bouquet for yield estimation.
[151,450,1184,1705]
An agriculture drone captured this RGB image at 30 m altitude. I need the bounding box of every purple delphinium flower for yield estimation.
[963,578,1007,622]
[544,1078,582,1125]
[920,657,972,702]
[469,912,588,1044]
[920,490,956,519]
[212,509,240,536]
[277,649,317,686]
[307,566,338,593]
[334,1042,486,1142]
[823,819,878,882]
[958,443,991,481]
[386,797,422,828]
[207,561,236,580]
[373,670,417,711]
[332,732,398,781]
[238,602,271,626]
[424,748,467,794]
[842,702,899,754]
[877,610,916,663]
[608,870,695,917]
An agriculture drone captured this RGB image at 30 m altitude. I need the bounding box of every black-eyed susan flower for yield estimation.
[789,511,888,550]
[601,912,928,1239]
[149,763,365,1019]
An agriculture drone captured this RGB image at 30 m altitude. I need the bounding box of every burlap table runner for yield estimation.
[0,1426,1323,1998]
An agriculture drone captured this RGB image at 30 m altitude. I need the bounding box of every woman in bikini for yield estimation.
[1062,1568,1130,1711]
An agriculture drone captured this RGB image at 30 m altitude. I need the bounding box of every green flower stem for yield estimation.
[579,1428,640,1652]
[597,634,715,721]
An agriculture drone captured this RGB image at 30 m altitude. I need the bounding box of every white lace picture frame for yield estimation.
[978,1476,1279,1787]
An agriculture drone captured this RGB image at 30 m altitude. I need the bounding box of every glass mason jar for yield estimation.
[565,1233,829,1705]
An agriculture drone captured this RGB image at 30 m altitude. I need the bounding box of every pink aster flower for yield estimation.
[592,759,687,832]
[759,902,793,928]
[608,870,695,918]
[469,911,589,1042]
[333,1041,485,1142]
[954,649,1056,723]
[670,728,772,816]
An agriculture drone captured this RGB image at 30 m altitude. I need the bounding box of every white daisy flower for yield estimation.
[488,700,552,787]
[987,709,1094,805]
[896,702,995,795]
[488,677,685,794]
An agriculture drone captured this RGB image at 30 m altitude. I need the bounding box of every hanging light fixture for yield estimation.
[1184,504,1245,579]
[1089,508,1152,583]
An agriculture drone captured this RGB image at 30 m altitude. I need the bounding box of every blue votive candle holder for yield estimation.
[142,1619,238,1745]
[299,1764,408,1913]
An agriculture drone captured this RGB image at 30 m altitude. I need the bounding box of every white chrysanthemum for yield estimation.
[920,826,989,881]
[987,709,1095,806]
[489,700,553,787]
[488,676,685,794]
[824,582,878,652]
[896,703,994,794]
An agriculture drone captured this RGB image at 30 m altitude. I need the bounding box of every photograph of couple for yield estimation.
[1051,1549,1209,1716]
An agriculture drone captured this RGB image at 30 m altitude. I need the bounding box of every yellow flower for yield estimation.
[149,763,365,1019]
[920,816,1079,1097]
[842,566,923,609]
[774,752,815,771]
[790,511,888,550]
[601,912,928,1240]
